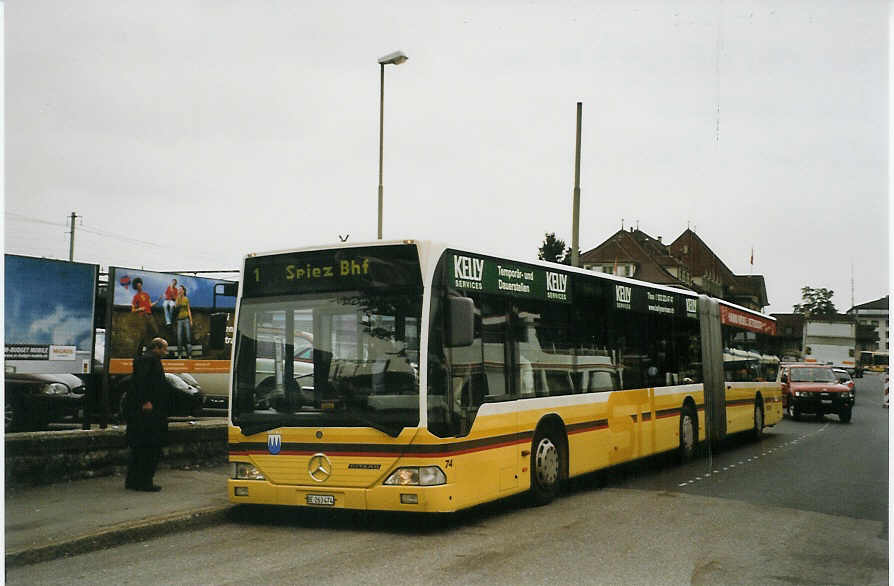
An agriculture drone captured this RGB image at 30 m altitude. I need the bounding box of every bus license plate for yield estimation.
[821,399,833,404]
[306,494,335,506]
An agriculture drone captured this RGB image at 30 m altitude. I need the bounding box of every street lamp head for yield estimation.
[378,51,408,66]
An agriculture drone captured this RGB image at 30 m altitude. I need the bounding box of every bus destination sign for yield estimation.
[243,245,422,298]
[449,253,571,303]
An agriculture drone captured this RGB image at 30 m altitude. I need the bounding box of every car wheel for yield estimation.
[752,399,764,440]
[838,406,852,423]
[529,427,563,506]
[678,404,697,462]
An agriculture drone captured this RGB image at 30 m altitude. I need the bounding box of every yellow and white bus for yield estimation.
[228,240,782,512]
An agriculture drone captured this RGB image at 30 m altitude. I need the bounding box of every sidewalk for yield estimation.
[5,463,232,567]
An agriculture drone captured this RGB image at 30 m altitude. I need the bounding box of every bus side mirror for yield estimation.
[447,297,474,347]
[780,374,788,384]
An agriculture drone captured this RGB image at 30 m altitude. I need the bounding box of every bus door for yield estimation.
[445,293,519,496]
[698,295,727,442]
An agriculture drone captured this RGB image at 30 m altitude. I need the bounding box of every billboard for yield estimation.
[106,267,236,377]
[4,255,98,374]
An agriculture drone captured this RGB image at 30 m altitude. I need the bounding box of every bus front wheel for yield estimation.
[530,428,562,506]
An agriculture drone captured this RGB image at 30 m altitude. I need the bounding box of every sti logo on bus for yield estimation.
[615,285,632,309]
[267,434,282,455]
[454,255,484,282]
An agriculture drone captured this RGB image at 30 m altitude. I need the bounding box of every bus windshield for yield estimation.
[232,290,421,437]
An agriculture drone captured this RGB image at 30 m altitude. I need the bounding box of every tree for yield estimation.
[792,286,837,316]
[538,232,567,263]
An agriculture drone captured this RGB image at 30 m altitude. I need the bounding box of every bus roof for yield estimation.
[242,238,773,321]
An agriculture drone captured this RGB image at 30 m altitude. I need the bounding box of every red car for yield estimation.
[778,364,854,422]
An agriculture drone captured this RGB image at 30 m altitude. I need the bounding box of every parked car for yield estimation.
[833,367,856,402]
[778,363,854,422]
[5,372,86,432]
[116,372,205,423]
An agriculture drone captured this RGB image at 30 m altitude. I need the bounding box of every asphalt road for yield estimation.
[9,375,888,585]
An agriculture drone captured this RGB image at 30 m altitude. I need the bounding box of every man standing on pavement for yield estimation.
[125,337,170,492]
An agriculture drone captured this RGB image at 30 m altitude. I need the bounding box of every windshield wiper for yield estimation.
[235,418,290,437]
[340,412,403,438]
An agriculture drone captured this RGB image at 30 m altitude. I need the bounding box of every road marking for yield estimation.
[677,423,832,488]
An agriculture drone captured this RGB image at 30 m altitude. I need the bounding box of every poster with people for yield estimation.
[107,267,236,377]
[4,254,98,374]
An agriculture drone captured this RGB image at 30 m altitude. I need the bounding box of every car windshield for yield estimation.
[232,290,422,437]
[789,367,837,383]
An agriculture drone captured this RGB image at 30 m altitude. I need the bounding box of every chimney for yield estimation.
[657,236,662,243]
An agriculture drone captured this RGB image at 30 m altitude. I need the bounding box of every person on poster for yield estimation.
[175,285,194,359]
[125,337,170,492]
[131,277,159,354]
[162,278,179,326]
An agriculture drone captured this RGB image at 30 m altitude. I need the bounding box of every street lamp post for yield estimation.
[377,50,408,240]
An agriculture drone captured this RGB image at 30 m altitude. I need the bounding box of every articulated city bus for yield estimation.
[227,240,782,512]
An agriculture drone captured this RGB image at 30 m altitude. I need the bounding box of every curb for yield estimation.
[5,504,232,568]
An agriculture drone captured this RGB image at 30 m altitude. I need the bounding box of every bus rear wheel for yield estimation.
[530,428,562,506]
[752,399,764,440]
[678,404,696,462]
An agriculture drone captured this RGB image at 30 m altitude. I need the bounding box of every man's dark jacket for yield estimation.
[125,351,170,447]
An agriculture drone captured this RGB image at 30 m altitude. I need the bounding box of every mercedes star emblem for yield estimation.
[308,453,332,482]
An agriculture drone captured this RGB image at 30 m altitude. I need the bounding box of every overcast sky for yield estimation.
[4,1,889,315]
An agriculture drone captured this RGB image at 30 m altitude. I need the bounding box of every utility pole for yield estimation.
[570,102,582,268]
[68,212,78,261]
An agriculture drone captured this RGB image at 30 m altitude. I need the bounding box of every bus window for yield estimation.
[571,277,701,391]
[721,325,778,382]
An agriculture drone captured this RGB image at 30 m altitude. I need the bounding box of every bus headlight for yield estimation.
[231,462,266,480]
[383,466,446,486]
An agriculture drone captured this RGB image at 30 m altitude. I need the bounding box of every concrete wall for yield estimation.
[5,420,228,489]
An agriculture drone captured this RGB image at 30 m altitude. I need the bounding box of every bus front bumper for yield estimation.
[227,479,458,513]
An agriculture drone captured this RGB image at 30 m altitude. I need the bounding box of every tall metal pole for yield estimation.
[570,103,582,268]
[68,211,77,261]
[377,63,385,240]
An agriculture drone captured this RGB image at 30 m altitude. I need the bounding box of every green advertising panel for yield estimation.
[449,253,571,303]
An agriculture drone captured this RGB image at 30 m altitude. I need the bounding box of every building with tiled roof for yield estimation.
[578,228,691,289]
[579,226,769,312]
